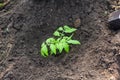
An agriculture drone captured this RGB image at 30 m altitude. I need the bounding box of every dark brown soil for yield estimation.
[0,0,120,80]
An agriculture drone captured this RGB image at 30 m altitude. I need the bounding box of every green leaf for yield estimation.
[67,40,80,44]
[53,31,60,36]
[64,28,77,33]
[63,43,69,53]
[61,33,64,36]
[41,44,48,57]
[41,49,46,57]
[50,44,56,55]
[63,25,77,33]
[46,38,55,44]
[56,39,67,53]
[56,43,59,50]
[63,36,69,40]
[41,42,46,47]
[56,43,63,53]
[57,38,61,42]
[58,27,63,31]
[61,38,66,43]
[63,25,71,30]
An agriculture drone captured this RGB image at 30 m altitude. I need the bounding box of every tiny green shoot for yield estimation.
[40,25,80,57]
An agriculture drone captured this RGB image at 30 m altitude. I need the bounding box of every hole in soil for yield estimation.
[10,0,104,65]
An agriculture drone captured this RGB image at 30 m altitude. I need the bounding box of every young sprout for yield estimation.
[40,25,80,57]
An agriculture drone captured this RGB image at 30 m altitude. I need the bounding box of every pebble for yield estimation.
[74,18,81,28]
[108,10,120,30]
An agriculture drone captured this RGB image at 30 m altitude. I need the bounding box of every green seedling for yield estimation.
[40,25,80,57]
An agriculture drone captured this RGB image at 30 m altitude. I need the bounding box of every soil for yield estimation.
[0,0,120,80]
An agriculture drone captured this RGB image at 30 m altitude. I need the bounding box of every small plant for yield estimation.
[40,25,80,57]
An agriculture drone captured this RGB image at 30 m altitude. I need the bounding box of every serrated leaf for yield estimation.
[64,28,77,33]
[63,25,71,30]
[57,38,61,42]
[41,49,46,57]
[56,43,59,49]
[63,43,69,53]
[57,43,63,53]
[67,40,80,44]
[50,44,56,55]
[41,44,48,57]
[41,42,46,47]
[61,33,64,36]
[58,27,63,31]
[63,36,69,40]
[53,31,60,36]
[46,38,55,44]
[63,25,77,33]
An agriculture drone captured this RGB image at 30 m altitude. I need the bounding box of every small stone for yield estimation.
[109,76,116,80]
[74,18,81,28]
[13,24,23,31]
[29,49,33,53]
[108,10,120,30]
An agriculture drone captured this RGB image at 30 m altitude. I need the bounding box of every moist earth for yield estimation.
[0,0,120,80]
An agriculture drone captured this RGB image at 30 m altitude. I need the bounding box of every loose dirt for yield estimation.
[0,0,120,80]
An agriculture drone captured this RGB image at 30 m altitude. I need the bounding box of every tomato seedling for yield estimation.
[40,25,80,57]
